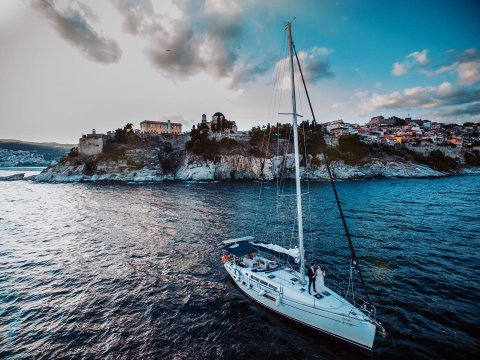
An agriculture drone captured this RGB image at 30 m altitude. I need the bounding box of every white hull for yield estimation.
[224,262,376,350]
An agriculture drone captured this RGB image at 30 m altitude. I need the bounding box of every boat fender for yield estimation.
[258,290,265,296]
[276,295,282,307]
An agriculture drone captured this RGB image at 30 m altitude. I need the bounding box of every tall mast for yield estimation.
[287,22,306,285]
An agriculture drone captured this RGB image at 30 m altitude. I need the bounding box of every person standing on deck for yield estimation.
[315,265,326,293]
[307,263,317,294]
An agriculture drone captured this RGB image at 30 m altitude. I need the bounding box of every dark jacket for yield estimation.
[307,266,316,279]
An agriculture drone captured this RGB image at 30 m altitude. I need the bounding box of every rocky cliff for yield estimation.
[33,149,446,183]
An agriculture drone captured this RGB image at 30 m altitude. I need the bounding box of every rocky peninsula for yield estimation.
[4,122,479,183]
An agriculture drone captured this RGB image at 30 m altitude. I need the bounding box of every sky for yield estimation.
[0,0,479,143]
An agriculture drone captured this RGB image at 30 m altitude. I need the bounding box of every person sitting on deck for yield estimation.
[307,263,317,295]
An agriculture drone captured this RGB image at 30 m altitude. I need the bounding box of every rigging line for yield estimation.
[300,119,314,264]
[274,34,289,243]
[276,37,289,196]
[293,43,372,305]
[279,124,293,249]
[274,33,289,247]
[263,121,276,241]
[253,30,287,240]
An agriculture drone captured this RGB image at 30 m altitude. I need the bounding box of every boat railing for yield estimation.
[248,276,281,294]
[351,296,377,319]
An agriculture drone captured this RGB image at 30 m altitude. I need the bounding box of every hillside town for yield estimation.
[75,112,479,165]
[322,116,480,163]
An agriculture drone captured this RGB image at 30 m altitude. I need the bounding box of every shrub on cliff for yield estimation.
[186,135,219,160]
[68,147,79,157]
[59,147,79,164]
[100,143,126,161]
[465,150,480,166]
[249,127,265,145]
[423,150,459,171]
[304,132,326,157]
[220,137,238,150]
[310,156,322,168]
[84,157,96,176]
[250,147,265,158]
[339,135,367,161]
[114,123,139,144]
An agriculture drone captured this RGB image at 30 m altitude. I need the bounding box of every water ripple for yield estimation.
[0,177,479,359]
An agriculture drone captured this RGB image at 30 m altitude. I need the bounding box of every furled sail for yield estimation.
[252,242,300,263]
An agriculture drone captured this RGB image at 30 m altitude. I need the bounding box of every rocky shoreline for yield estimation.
[3,152,479,183]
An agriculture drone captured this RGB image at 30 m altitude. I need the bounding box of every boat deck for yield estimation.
[232,260,369,321]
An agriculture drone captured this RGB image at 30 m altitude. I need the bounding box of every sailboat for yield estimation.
[222,22,385,350]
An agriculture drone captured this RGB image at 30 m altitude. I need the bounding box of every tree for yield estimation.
[339,135,366,160]
[465,150,480,166]
[114,123,138,144]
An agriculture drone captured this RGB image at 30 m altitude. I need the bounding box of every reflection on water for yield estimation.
[0,176,479,359]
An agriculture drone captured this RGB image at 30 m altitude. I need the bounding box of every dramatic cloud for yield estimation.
[358,82,480,114]
[392,49,429,76]
[32,0,122,64]
[109,0,278,85]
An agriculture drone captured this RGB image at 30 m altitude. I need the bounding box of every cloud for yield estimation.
[431,102,480,117]
[32,0,122,64]
[110,0,268,85]
[275,47,334,89]
[392,49,429,76]
[457,61,480,85]
[392,62,408,76]
[358,82,480,114]
[297,47,334,82]
[409,49,429,65]
[429,49,480,85]
[393,48,480,86]
[457,48,480,63]
[112,0,316,85]
[110,0,154,35]
[354,90,369,98]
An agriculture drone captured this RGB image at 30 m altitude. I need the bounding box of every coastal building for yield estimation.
[325,119,345,133]
[140,120,182,135]
[448,137,463,146]
[330,127,350,137]
[79,129,108,155]
[200,112,238,135]
[369,116,384,125]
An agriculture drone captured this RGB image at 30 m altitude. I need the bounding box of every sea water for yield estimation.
[0,175,479,359]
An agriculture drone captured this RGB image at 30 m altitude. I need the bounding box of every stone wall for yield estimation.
[79,136,106,156]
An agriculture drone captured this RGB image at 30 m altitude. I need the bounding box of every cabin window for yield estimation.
[290,278,299,282]
[263,294,276,301]
[251,276,260,282]
[267,275,276,279]
[260,280,268,286]
[268,284,278,291]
